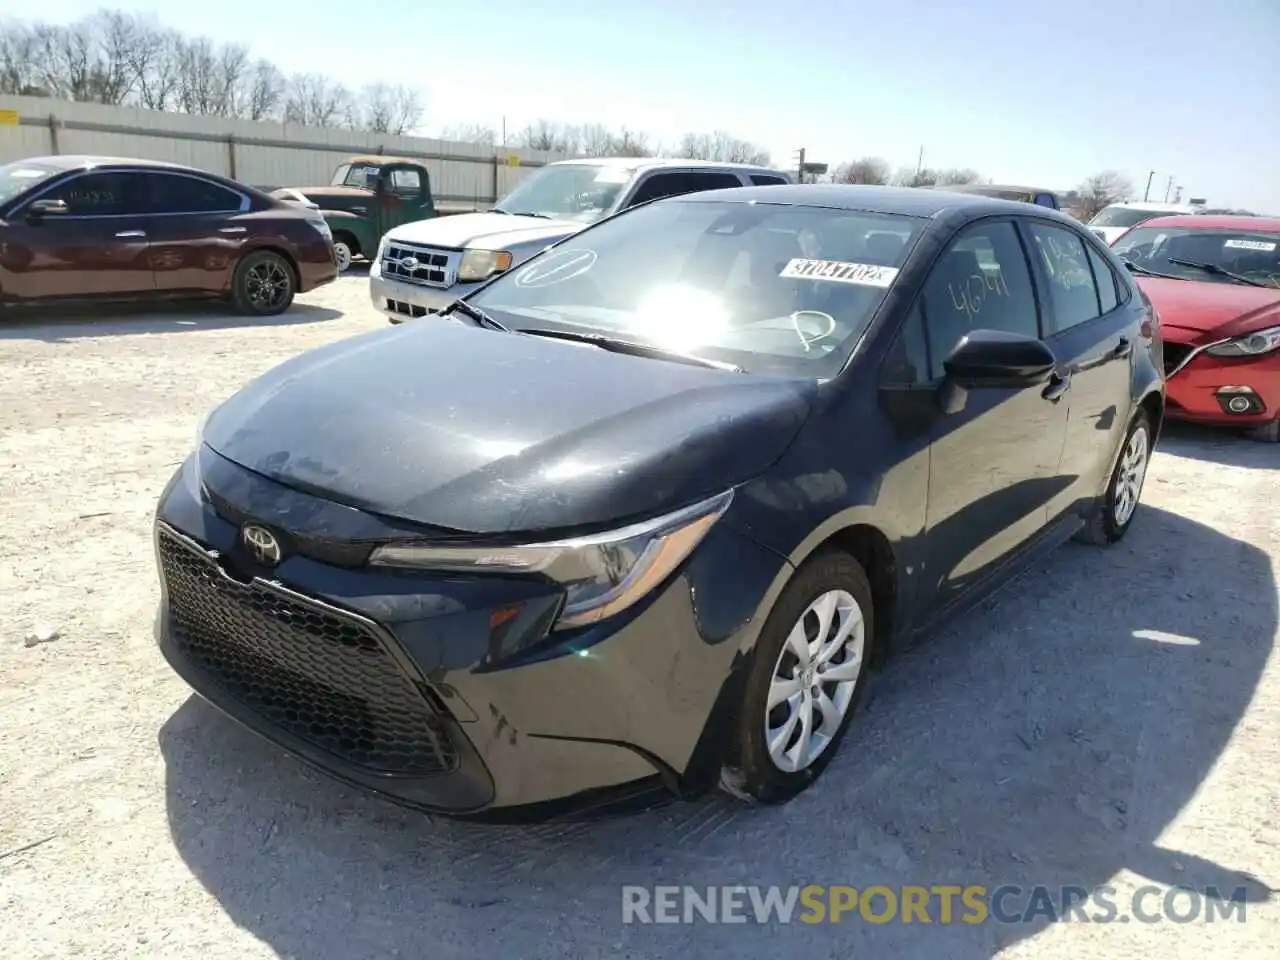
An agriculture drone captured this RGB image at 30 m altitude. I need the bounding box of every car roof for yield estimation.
[10,155,207,174]
[671,183,1078,221]
[938,183,1059,196]
[1135,214,1280,233]
[1105,201,1198,211]
[551,156,787,175]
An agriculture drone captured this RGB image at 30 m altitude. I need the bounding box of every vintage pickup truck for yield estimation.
[369,157,792,322]
[273,155,470,272]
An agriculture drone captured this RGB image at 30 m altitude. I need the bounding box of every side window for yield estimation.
[627,171,741,206]
[881,305,931,385]
[920,220,1039,379]
[40,172,147,216]
[1034,193,1058,209]
[1086,246,1119,314]
[389,168,422,195]
[1027,222,1103,334]
[148,174,242,215]
[751,174,789,186]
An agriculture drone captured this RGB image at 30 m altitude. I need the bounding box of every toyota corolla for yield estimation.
[154,184,1164,820]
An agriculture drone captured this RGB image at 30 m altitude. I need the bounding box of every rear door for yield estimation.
[1021,219,1136,520]
[2,170,153,300]
[144,172,250,294]
[621,170,746,208]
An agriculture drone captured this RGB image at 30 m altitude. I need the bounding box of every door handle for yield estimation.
[218,226,247,234]
[1042,372,1071,402]
[1113,336,1132,358]
[114,230,146,238]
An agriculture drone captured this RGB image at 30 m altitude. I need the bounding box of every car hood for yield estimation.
[386,212,585,250]
[201,321,815,536]
[1137,276,1280,341]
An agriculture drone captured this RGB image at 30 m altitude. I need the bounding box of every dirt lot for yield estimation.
[2,274,1277,959]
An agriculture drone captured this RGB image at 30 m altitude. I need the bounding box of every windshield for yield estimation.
[495,164,633,222]
[1113,226,1280,288]
[332,163,380,189]
[467,198,925,377]
[0,161,60,205]
[1089,206,1181,229]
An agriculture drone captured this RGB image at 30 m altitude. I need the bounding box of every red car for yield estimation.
[1112,215,1280,442]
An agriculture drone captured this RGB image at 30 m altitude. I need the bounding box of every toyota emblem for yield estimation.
[242,524,282,566]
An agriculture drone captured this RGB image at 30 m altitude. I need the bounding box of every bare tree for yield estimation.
[675,130,770,165]
[518,119,579,153]
[284,73,353,128]
[833,157,891,185]
[122,22,180,110]
[352,82,423,134]
[242,59,285,121]
[88,10,146,105]
[935,167,983,185]
[439,122,497,146]
[578,122,615,157]
[0,20,44,95]
[893,166,938,187]
[1075,170,1133,219]
[611,126,652,158]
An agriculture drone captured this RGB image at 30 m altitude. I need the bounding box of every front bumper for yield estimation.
[369,264,486,323]
[1164,342,1279,427]
[153,450,785,819]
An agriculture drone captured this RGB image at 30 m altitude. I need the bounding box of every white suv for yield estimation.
[370,158,792,323]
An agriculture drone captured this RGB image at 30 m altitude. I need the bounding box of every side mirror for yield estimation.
[26,198,68,221]
[942,329,1056,389]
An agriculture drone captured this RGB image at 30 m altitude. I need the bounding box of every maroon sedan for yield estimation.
[0,155,338,315]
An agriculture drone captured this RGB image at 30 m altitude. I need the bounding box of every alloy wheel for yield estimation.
[765,589,866,773]
[246,260,291,311]
[1113,425,1149,526]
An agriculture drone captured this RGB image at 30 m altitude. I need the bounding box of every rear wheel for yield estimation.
[720,550,874,804]
[1076,410,1151,545]
[331,232,357,273]
[232,250,296,316]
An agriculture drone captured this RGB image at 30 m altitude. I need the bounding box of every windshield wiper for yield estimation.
[488,207,512,215]
[501,210,554,219]
[516,328,742,372]
[1121,258,1189,281]
[1164,257,1269,288]
[441,299,508,331]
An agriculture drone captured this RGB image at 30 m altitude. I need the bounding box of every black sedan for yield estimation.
[153,184,1164,819]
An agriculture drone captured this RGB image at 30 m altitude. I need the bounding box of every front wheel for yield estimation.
[720,550,874,804]
[332,240,353,273]
[232,250,296,316]
[1246,419,1280,444]
[1076,410,1152,545]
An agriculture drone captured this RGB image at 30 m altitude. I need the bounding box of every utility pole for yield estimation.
[1143,170,1155,202]
[1164,175,1174,203]
[916,145,924,177]
[501,116,507,147]
[796,147,806,184]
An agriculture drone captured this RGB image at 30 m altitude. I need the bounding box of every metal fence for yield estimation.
[0,95,572,210]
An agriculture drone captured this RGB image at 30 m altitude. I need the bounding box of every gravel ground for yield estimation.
[1,273,1277,960]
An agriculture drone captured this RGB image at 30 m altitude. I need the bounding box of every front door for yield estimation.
[144,171,250,294]
[1,170,153,300]
[376,164,433,240]
[915,218,1070,613]
[1022,221,1136,520]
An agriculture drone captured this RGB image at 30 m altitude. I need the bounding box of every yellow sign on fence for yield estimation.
[507,154,520,168]
[0,109,20,126]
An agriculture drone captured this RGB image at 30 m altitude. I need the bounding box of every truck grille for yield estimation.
[1163,342,1194,377]
[157,526,457,776]
[382,241,458,288]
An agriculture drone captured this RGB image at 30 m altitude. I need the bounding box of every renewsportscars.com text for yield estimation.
[621,884,1249,925]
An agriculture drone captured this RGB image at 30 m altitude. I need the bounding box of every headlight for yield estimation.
[368,490,733,630]
[374,234,390,263]
[1205,325,1280,358]
[458,248,514,282]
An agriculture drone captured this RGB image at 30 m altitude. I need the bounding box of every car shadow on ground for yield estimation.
[0,301,344,342]
[1157,421,1279,469]
[158,503,1276,960]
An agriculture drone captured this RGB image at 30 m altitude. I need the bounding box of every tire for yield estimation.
[232,250,296,317]
[332,239,353,273]
[1245,419,1280,444]
[1075,410,1152,546]
[719,550,875,804]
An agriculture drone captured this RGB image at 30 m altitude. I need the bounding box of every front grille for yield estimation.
[1163,342,1194,377]
[382,241,458,288]
[158,526,457,776]
[386,298,433,319]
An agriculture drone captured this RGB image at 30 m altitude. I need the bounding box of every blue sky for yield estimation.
[46,0,1280,211]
